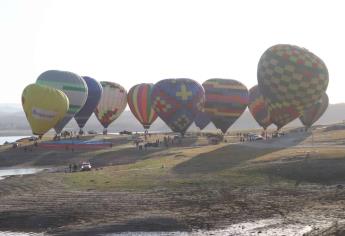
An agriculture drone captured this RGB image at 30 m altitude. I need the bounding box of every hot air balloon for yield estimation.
[22,84,69,137]
[300,93,328,129]
[36,70,88,134]
[127,83,158,130]
[194,111,211,130]
[257,44,329,130]
[151,78,204,136]
[248,85,271,130]
[203,78,249,134]
[94,81,127,134]
[74,76,103,134]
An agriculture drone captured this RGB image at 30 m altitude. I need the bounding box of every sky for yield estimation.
[1,0,344,104]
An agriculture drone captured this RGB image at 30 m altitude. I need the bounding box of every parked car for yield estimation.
[253,135,264,140]
[80,162,92,171]
[119,130,132,135]
[88,130,97,135]
[28,136,38,141]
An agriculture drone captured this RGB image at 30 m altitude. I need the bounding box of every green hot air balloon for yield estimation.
[36,70,88,134]
[257,44,329,129]
[300,93,328,129]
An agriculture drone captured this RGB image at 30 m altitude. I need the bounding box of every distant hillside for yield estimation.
[0,103,344,135]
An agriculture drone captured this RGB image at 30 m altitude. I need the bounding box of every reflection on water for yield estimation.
[0,216,337,236]
[104,233,188,236]
[0,136,29,145]
[102,217,333,236]
[0,232,45,236]
[0,168,43,180]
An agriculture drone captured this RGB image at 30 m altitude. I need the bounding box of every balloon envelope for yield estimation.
[194,111,211,130]
[300,93,328,128]
[36,70,88,133]
[257,44,329,129]
[94,81,127,129]
[248,85,271,129]
[127,83,158,129]
[22,84,69,136]
[151,78,204,135]
[74,76,102,129]
[203,78,249,134]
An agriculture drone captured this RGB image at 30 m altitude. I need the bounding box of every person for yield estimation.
[69,164,72,172]
[73,163,78,172]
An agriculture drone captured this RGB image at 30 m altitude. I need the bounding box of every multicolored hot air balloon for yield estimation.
[300,93,329,129]
[36,70,88,134]
[257,44,329,129]
[203,78,249,134]
[74,76,103,133]
[194,111,211,130]
[94,81,127,133]
[22,84,69,136]
[248,85,271,130]
[127,83,158,130]
[151,78,204,136]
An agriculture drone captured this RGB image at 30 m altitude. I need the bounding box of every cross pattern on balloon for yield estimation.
[176,84,192,101]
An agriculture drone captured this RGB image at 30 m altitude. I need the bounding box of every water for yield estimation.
[102,217,335,236]
[0,136,29,145]
[0,168,43,180]
[0,217,340,236]
[0,232,44,236]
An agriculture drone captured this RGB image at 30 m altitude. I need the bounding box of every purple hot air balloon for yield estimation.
[194,111,211,130]
[74,76,103,134]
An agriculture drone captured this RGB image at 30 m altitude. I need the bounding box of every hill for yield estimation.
[0,103,345,135]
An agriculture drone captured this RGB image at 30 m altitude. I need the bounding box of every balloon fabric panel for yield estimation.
[151,78,204,135]
[74,76,102,129]
[257,44,329,129]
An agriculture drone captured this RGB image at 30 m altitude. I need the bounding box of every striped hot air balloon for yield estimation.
[127,83,158,130]
[94,81,127,133]
[203,78,249,134]
[248,85,271,130]
[257,44,329,129]
[36,70,88,134]
[300,93,328,129]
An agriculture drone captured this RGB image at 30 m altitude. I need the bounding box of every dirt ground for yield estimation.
[1,172,345,235]
[1,129,345,235]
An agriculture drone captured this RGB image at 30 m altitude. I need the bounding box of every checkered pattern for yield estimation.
[300,93,328,128]
[258,45,328,128]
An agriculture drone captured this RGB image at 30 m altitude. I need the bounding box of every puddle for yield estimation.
[0,168,43,180]
[102,216,338,236]
[0,232,45,236]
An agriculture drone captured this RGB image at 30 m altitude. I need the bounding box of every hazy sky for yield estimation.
[1,0,344,104]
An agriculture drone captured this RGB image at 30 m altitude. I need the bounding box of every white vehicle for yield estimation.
[80,162,92,171]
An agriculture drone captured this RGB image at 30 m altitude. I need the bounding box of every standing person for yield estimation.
[69,164,72,172]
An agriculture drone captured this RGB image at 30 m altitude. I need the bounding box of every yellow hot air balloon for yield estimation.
[22,84,69,136]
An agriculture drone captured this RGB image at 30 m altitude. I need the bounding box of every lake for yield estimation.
[0,136,30,145]
[0,168,43,180]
